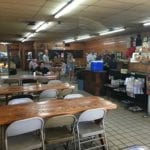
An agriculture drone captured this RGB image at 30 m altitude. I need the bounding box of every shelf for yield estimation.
[113,88,126,93]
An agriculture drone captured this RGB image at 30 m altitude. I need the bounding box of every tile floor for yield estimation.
[76,90,150,150]
[0,71,150,150]
[105,100,150,149]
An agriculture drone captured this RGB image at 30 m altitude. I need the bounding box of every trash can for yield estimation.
[76,69,85,91]
[78,79,84,90]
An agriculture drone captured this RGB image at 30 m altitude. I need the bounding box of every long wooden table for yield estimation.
[0,83,73,96]
[0,96,117,150]
[0,96,117,125]
[1,74,58,85]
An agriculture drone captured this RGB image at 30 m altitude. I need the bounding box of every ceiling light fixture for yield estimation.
[0,42,10,45]
[76,35,91,41]
[64,38,75,43]
[21,38,26,43]
[100,27,125,36]
[32,21,44,30]
[26,33,35,39]
[24,32,32,38]
[143,22,150,26]
[103,42,115,45]
[54,0,85,18]
[21,33,36,42]
[35,22,53,32]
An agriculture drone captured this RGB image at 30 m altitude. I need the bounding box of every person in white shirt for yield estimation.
[60,60,67,76]
[42,49,50,69]
[86,52,96,68]
[29,58,38,73]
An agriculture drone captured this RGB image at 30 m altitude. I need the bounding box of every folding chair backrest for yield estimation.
[39,89,58,99]
[64,94,84,99]
[78,108,106,123]
[45,115,76,128]
[48,80,62,84]
[8,98,33,105]
[6,117,44,137]
[3,79,19,85]
[37,77,48,84]
[9,94,33,100]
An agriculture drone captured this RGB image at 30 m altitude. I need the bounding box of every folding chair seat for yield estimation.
[77,108,108,150]
[44,115,76,149]
[5,117,45,150]
[64,94,84,99]
[8,98,33,105]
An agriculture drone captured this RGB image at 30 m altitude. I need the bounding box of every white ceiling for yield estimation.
[0,0,150,42]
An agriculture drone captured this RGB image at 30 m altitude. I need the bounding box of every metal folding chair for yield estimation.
[5,117,45,150]
[8,98,33,105]
[64,94,84,99]
[77,108,108,150]
[44,115,77,149]
[39,89,58,101]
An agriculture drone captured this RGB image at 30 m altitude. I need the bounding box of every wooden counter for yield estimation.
[83,70,107,96]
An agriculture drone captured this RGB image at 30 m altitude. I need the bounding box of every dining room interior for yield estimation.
[0,0,150,150]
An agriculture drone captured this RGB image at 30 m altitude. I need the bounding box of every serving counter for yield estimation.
[83,70,107,96]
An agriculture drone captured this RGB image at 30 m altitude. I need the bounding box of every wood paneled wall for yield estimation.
[7,33,141,70]
[84,35,129,56]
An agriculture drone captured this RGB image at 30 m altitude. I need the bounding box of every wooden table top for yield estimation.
[0,96,117,125]
[0,83,73,95]
[1,74,58,81]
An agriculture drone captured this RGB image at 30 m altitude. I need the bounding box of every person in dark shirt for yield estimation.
[109,55,117,69]
[35,62,49,75]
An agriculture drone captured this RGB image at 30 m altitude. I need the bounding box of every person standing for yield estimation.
[67,53,75,81]
[42,49,50,69]
[60,60,67,76]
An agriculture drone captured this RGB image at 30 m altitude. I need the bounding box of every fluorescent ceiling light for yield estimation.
[0,42,10,45]
[35,22,53,32]
[143,22,150,26]
[54,0,85,18]
[119,40,126,43]
[21,39,27,42]
[76,35,91,41]
[32,21,44,30]
[103,42,115,45]
[26,33,35,39]
[100,28,125,36]
[24,32,32,37]
[52,2,70,15]
[19,38,24,41]
[64,38,75,43]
